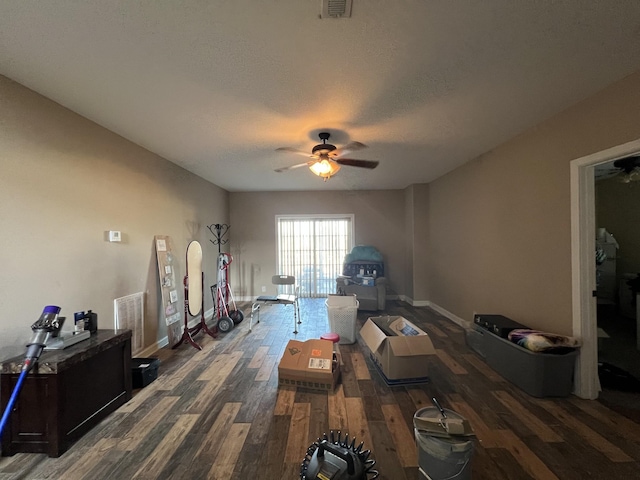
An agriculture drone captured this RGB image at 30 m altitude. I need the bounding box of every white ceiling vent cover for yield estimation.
[321,0,352,18]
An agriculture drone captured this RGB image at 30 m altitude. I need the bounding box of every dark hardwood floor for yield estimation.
[1,298,639,479]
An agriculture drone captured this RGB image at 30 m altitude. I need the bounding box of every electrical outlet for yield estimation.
[261,285,266,292]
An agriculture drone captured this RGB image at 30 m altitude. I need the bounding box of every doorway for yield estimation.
[276,214,354,297]
[571,138,640,399]
[594,170,640,390]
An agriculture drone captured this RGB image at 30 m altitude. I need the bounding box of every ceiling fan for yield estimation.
[613,155,640,183]
[275,132,379,181]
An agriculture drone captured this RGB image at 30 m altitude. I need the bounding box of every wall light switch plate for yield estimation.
[109,230,121,242]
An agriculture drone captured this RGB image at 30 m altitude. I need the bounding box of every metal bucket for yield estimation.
[414,407,474,480]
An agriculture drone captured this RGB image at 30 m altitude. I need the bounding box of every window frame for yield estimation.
[275,214,355,297]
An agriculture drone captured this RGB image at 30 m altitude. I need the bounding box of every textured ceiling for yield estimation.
[2,1,640,191]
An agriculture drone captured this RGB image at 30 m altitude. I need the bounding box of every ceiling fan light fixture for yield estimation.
[275,131,374,179]
[309,158,340,179]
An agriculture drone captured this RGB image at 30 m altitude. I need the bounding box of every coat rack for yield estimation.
[207,224,230,253]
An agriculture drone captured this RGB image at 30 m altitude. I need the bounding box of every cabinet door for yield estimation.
[1,375,52,454]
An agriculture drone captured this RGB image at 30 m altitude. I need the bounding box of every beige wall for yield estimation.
[424,70,640,335]
[411,184,430,302]
[403,184,430,303]
[403,186,415,300]
[230,70,640,336]
[0,76,228,359]
[3,65,639,360]
[229,190,405,299]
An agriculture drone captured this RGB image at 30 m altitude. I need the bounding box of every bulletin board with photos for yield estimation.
[154,235,182,346]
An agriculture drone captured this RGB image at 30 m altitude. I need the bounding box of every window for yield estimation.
[277,215,354,297]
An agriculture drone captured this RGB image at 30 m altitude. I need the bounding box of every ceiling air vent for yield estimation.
[321,0,352,18]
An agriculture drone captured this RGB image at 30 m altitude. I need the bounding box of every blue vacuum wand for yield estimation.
[0,306,63,437]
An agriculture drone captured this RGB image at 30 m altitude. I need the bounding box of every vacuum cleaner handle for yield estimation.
[317,440,355,475]
[432,397,447,419]
[25,306,63,363]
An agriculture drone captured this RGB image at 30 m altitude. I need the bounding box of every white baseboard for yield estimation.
[381,297,468,328]
[237,294,399,303]
[413,300,430,307]
[144,307,215,356]
[235,295,254,302]
[395,294,429,307]
[137,339,168,357]
[236,294,462,331]
[426,301,470,329]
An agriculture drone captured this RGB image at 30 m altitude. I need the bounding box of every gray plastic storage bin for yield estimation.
[464,325,486,358]
[473,313,530,338]
[483,330,577,397]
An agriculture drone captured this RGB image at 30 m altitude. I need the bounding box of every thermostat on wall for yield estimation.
[109,231,121,242]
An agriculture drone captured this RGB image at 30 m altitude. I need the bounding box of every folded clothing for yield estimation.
[508,329,580,354]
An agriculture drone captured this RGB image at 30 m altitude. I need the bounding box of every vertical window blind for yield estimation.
[277,215,353,297]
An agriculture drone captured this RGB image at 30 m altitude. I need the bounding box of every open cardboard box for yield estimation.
[360,316,436,381]
[278,339,340,391]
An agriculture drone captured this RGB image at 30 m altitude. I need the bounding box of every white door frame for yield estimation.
[571,138,640,399]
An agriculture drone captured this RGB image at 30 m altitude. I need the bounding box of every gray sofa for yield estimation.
[336,245,386,311]
[336,277,386,311]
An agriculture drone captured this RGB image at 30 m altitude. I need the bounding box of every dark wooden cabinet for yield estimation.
[0,330,132,457]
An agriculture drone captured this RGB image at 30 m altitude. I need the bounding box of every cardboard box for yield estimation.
[278,339,340,391]
[465,324,487,358]
[360,316,436,380]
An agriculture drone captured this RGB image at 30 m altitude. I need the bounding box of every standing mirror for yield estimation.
[186,241,203,317]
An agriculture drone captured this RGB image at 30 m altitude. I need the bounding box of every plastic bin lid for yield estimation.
[132,357,160,368]
[413,407,474,451]
[414,406,467,424]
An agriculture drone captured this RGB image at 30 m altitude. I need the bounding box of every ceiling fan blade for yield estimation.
[617,165,640,183]
[330,141,367,158]
[336,158,379,169]
[274,161,314,173]
[276,146,315,157]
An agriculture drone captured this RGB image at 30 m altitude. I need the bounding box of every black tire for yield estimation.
[217,316,234,333]
[229,309,244,325]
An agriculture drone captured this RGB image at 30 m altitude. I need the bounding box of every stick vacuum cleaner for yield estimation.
[300,430,379,480]
[0,306,64,437]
